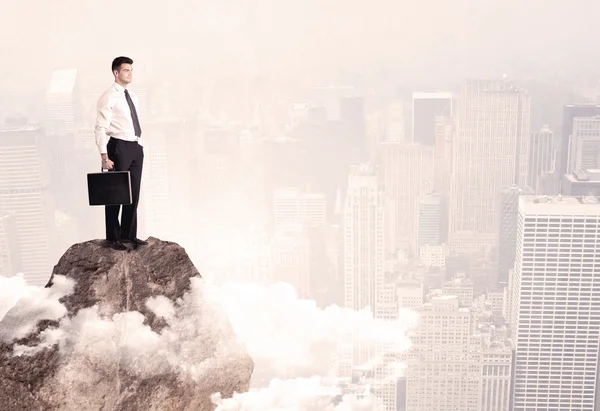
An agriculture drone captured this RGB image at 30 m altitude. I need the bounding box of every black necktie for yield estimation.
[124,89,142,137]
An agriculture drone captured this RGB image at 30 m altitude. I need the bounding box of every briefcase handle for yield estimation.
[101,160,116,173]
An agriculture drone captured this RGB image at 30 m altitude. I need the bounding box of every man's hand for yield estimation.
[101,156,114,170]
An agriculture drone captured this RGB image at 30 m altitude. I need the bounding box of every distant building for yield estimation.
[379,142,433,255]
[528,125,555,193]
[344,164,385,367]
[412,92,453,145]
[562,168,600,196]
[417,192,442,253]
[0,213,21,277]
[0,124,54,285]
[449,79,531,252]
[405,295,512,411]
[559,104,600,176]
[45,68,82,134]
[568,115,600,173]
[497,185,533,283]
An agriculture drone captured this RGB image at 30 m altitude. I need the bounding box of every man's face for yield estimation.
[114,63,133,84]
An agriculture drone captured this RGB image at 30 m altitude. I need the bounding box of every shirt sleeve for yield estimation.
[94,92,113,154]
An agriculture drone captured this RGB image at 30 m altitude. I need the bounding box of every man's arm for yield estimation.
[94,92,113,159]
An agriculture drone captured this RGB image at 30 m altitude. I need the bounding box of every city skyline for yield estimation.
[2,1,600,409]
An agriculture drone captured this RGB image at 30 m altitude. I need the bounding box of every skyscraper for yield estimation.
[568,115,600,173]
[417,192,442,253]
[45,68,82,134]
[560,104,600,177]
[0,213,20,277]
[405,296,481,411]
[412,92,453,145]
[510,195,600,411]
[344,163,385,311]
[528,125,555,193]
[343,163,385,366]
[449,79,531,251]
[562,169,600,196]
[0,124,54,285]
[497,186,533,283]
[273,188,326,231]
[379,142,434,255]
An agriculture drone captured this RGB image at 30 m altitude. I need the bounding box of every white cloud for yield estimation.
[0,274,74,343]
[0,276,418,410]
[1,277,246,383]
[204,281,418,384]
[211,377,377,411]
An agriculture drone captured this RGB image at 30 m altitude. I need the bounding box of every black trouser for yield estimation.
[105,137,144,241]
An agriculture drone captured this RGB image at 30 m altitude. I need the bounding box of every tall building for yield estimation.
[380,142,434,255]
[560,104,600,177]
[45,68,82,134]
[273,188,326,231]
[272,188,326,299]
[340,96,367,158]
[433,115,454,195]
[417,192,442,253]
[480,337,512,411]
[497,186,533,283]
[139,119,172,240]
[405,296,481,411]
[343,163,385,366]
[412,92,453,145]
[568,115,600,173]
[510,195,600,411]
[528,125,555,193]
[384,99,406,143]
[562,169,600,196]
[405,294,512,411]
[449,79,531,252]
[271,223,310,299]
[0,125,54,286]
[309,85,355,121]
[0,213,20,277]
[373,276,400,411]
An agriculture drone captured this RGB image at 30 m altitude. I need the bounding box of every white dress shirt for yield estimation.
[94,82,144,154]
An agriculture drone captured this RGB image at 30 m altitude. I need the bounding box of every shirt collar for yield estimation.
[113,82,126,94]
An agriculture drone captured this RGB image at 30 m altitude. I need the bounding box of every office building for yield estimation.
[510,195,600,410]
[449,79,531,252]
[412,92,453,145]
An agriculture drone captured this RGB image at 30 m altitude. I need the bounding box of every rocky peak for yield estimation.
[0,237,253,411]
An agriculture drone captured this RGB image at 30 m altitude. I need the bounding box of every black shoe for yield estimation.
[122,238,148,246]
[106,240,128,251]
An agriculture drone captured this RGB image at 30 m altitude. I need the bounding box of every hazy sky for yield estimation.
[2,0,600,93]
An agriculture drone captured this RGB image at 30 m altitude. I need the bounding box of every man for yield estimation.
[94,56,148,250]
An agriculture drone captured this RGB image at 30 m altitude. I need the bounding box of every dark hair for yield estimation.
[111,56,133,74]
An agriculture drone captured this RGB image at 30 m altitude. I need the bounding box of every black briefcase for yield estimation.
[87,169,132,206]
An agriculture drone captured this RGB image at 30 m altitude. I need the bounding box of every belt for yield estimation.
[110,136,139,143]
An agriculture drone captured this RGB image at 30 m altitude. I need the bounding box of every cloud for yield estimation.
[0,276,417,409]
[2,277,245,383]
[211,377,377,411]
[204,281,418,385]
[0,274,74,342]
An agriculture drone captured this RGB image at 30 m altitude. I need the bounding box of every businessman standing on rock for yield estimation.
[94,56,148,251]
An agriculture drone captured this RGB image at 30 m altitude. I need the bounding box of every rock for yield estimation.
[0,237,253,411]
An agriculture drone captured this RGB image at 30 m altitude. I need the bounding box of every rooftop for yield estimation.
[521,195,594,205]
[520,195,600,215]
[565,169,600,182]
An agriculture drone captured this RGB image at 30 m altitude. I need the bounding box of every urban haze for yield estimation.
[1,0,600,410]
